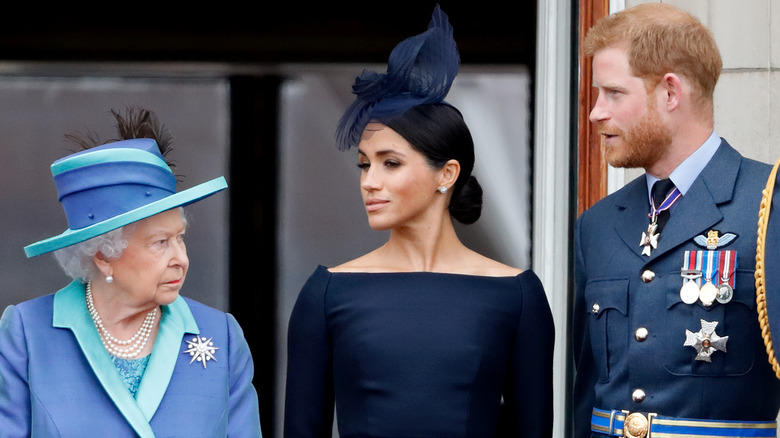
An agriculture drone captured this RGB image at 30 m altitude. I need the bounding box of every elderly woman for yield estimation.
[284,6,554,438]
[0,109,262,437]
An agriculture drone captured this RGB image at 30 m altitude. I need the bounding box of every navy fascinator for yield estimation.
[335,4,460,151]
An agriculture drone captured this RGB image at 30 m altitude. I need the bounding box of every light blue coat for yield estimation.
[0,280,262,437]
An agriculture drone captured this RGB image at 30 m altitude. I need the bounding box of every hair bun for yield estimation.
[449,175,482,224]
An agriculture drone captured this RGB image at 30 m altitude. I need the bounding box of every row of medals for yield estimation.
[680,267,733,306]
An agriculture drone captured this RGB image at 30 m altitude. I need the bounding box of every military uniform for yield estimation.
[573,139,780,437]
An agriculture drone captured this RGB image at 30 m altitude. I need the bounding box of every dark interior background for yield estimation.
[0,3,537,436]
[0,3,536,65]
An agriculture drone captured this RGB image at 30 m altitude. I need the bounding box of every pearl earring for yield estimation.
[106,275,114,284]
[438,186,448,194]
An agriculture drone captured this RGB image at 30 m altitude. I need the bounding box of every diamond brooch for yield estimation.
[183,335,219,368]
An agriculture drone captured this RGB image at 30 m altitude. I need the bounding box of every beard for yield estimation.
[600,103,673,169]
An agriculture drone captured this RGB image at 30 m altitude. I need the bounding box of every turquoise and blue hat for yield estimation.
[24,138,227,258]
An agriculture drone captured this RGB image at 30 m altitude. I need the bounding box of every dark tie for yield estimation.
[651,178,675,232]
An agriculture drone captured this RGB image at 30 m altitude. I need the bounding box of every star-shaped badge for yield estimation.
[684,319,728,362]
[183,335,219,368]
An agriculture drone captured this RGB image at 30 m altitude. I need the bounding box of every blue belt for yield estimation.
[591,408,777,437]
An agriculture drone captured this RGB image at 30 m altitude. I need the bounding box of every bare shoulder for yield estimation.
[328,250,390,273]
[328,246,523,277]
[459,250,523,277]
[476,257,523,277]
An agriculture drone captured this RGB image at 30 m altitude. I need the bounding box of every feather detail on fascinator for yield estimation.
[335,4,460,151]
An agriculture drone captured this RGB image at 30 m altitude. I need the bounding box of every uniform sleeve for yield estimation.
[0,305,32,438]
[226,313,263,438]
[572,216,597,438]
[284,270,335,438]
[503,272,555,437]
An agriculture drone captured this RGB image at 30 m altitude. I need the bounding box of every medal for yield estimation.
[640,221,660,256]
[681,278,701,304]
[690,232,739,306]
[680,251,702,304]
[717,283,733,304]
[717,250,736,304]
[699,282,718,306]
[684,319,728,362]
[641,184,682,256]
[699,250,718,306]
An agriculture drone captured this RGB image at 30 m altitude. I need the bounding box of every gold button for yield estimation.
[641,270,655,282]
[591,303,600,314]
[635,327,649,341]
[632,388,646,403]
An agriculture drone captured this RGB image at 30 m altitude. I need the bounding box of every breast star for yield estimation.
[684,319,728,362]
[183,335,219,368]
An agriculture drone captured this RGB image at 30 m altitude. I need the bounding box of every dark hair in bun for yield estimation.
[385,103,483,224]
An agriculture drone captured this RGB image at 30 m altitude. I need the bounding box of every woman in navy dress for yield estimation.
[284,6,554,438]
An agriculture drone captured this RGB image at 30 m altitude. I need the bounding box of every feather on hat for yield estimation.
[24,109,226,258]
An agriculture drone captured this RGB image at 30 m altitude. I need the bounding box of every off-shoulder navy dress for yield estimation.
[284,265,554,438]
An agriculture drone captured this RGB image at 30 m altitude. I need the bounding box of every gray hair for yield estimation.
[51,207,188,282]
[53,225,133,282]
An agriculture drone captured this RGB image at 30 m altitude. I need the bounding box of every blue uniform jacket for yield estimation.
[573,140,780,437]
[0,280,262,437]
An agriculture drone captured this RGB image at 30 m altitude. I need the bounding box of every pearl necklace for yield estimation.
[86,282,157,359]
